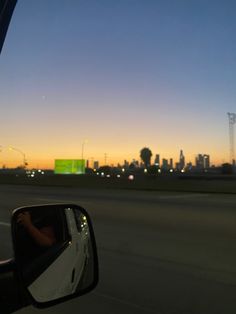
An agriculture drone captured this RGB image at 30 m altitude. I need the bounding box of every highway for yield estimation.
[0,185,236,314]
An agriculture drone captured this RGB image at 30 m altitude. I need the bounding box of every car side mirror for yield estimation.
[11,204,98,308]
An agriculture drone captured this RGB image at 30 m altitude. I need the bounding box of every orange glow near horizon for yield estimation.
[1,147,229,170]
[1,1,235,172]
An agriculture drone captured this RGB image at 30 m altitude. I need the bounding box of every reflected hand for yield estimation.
[17,211,32,228]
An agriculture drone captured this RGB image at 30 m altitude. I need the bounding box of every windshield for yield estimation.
[1,1,236,313]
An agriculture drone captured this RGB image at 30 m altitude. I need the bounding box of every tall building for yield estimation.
[93,161,99,169]
[196,154,204,169]
[86,160,89,168]
[195,154,210,169]
[170,158,173,169]
[179,149,185,170]
[162,159,169,170]
[203,154,210,169]
[155,154,160,166]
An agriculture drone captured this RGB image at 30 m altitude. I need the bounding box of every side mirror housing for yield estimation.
[11,204,98,308]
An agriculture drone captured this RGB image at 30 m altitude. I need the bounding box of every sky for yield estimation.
[0,0,236,169]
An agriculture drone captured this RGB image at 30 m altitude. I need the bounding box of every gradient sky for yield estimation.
[0,0,236,168]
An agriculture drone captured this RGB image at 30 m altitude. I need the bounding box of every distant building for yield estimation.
[203,154,210,169]
[155,154,160,166]
[140,162,145,168]
[86,160,89,168]
[131,159,139,168]
[186,162,193,171]
[179,149,185,170]
[170,158,173,169]
[196,154,203,169]
[124,160,129,168]
[195,154,210,169]
[94,161,99,169]
[162,158,169,170]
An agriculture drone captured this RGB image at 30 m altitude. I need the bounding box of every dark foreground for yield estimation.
[1,173,236,194]
[0,185,236,314]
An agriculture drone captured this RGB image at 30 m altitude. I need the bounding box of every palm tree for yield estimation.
[140,147,152,168]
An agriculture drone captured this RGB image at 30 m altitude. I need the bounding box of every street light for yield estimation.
[9,146,28,168]
[81,139,88,160]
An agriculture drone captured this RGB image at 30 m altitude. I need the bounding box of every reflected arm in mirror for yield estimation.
[17,212,56,248]
[12,204,99,308]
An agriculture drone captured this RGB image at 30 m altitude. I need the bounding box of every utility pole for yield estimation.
[227,112,236,165]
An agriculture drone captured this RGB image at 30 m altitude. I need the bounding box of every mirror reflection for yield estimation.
[14,205,95,303]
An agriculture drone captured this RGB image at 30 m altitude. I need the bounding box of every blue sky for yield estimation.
[0,0,236,167]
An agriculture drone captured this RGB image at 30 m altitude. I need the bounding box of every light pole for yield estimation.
[9,146,27,169]
[81,139,88,161]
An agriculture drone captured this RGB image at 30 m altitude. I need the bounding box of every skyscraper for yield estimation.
[195,154,210,170]
[94,161,99,169]
[195,154,204,169]
[162,159,169,170]
[203,154,210,169]
[179,149,185,170]
[155,154,160,166]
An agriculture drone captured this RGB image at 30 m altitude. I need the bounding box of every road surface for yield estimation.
[0,185,236,314]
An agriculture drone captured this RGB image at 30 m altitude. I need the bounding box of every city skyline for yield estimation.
[1,1,236,169]
[0,145,221,170]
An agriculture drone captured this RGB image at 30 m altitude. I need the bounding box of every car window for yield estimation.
[1,1,236,313]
